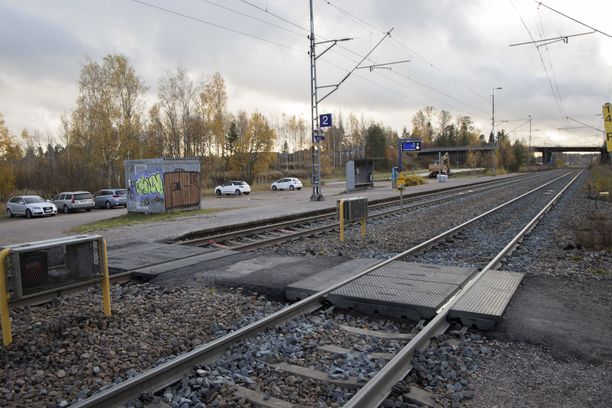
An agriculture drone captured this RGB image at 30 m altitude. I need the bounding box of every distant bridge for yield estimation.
[403,144,608,166]
[532,145,606,164]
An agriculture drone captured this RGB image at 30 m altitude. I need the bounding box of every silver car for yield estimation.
[94,188,127,209]
[51,191,95,214]
[6,195,58,218]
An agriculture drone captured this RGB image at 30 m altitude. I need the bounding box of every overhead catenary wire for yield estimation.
[510,0,569,129]
[131,0,516,133]
[238,0,493,122]
[320,0,523,119]
[129,0,304,52]
[535,1,612,39]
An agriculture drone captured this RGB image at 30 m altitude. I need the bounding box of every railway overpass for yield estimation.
[532,145,607,164]
[413,144,608,165]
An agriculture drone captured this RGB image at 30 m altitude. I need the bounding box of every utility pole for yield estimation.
[309,0,323,201]
[528,114,532,166]
[491,87,502,175]
[307,0,394,201]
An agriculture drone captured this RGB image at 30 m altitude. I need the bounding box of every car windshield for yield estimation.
[24,196,45,204]
[75,193,92,200]
[115,190,127,196]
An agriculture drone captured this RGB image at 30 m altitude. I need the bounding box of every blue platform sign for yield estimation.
[313,131,325,142]
[401,140,422,151]
[319,113,332,128]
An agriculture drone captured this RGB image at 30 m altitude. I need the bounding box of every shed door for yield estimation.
[163,171,201,210]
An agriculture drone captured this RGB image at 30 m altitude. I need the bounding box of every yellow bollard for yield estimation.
[0,248,13,346]
[339,199,345,242]
[100,239,112,317]
[361,217,366,238]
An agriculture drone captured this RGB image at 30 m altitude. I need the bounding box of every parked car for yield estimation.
[94,188,127,209]
[5,195,57,218]
[271,177,303,191]
[215,181,251,196]
[51,191,95,213]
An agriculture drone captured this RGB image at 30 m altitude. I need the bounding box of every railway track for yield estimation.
[176,171,553,251]
[8,173,543,308]
[71,170,580,407]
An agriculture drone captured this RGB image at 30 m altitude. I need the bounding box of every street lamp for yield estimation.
[491,87,502,174]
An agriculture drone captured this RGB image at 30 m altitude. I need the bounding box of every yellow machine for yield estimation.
[428,153,451,177]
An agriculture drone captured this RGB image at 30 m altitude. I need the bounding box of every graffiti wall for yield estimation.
[125,159,201,214]
[127,168,165,213]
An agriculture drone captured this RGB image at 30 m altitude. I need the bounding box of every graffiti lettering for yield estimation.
[134,172,163,199]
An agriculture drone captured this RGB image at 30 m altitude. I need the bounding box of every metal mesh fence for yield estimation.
[3,239,102,298]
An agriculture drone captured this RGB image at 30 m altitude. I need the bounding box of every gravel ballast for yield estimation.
[1,169,610,408]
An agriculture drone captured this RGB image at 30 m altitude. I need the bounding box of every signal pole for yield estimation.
[309,0,323,201]
[308,0,393,200]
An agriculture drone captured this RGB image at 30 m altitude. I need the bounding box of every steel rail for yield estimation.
[193,173,554,251]
[177,173,538,246]
[343,170,583,407]
[72,171,574,407]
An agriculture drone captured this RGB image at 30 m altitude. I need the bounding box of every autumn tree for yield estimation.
[65,54,146,188]
[155,66,206,158]
[231,112,275,182]
[411,106,436,144]
[0,113,21,199]
[200,72,228,159]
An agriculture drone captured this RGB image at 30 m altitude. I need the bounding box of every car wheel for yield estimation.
[26,209,32,219]
[86,208,91,212]
[272,185,277,191]
[289,185,295,191]
[215,189,222,196]
[297,187,302,190]
[6,208,13,218]
[235,189,242,195]
[244,192,250,195]
[105,201,112,209]
[63,205,70,214]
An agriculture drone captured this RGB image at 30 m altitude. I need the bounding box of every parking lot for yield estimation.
[0,182,352,247]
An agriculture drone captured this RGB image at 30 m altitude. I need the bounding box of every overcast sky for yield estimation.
[1,0,611,148]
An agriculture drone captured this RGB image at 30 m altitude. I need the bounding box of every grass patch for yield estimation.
[586,164,612,200]
[592,269,610,276]
[70,208,227,233]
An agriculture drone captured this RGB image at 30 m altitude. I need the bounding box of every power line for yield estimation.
[129,0,303,52]
[510,0,568,128]
[320,0,522,120]
[238,0,308,33]
[535,1,612,39]
[236,0,496,121]
[199,0,304,37]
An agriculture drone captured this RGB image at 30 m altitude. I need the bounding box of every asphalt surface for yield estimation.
[1,175,508,249]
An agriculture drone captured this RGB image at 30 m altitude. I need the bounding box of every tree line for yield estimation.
[0,54,530,200]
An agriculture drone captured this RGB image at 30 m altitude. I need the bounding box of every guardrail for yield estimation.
[0,235,111,346]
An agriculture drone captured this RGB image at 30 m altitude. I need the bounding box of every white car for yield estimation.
[271,177,302,191]
[215,181,251,196]
[6,195,58,218]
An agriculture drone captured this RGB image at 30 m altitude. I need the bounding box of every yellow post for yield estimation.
[100,239,112,316]
[0,248,13,346]
[339,199,345,242]
[360,217,366,238]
